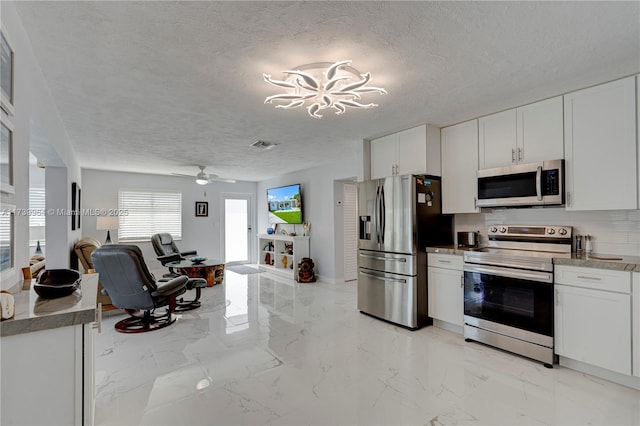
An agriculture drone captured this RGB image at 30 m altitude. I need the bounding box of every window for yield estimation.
[0,204,14,272]
[1,118,13,193]
[1,29,14,115]
[29,186,46,246]
[118,189,182,242]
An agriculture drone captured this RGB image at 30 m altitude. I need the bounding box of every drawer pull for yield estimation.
[577,275,602,281]
[437,260,451,264]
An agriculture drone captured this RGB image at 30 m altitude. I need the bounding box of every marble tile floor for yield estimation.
[95,269,640,425]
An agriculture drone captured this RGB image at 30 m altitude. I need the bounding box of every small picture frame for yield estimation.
[195,201,208,217]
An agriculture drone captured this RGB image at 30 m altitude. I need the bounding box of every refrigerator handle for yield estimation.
[380,185,385,245]
[374,185,381,245]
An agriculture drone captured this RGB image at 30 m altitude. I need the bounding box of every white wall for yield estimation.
[81,169,257,272]
[1,3,81,289]
[455,209,640,256]
[257,157,359,281]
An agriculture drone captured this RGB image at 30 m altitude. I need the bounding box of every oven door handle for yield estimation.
[464,264,553,283]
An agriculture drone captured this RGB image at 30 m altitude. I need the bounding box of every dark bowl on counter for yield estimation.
[34,269,81,299]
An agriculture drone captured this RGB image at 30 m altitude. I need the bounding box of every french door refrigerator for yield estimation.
[357,175,453,329]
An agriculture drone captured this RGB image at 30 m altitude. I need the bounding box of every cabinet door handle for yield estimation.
[512,149,516,163]
[93,303,102,333]
[460,275,464,288]
[567,191,571,207]
[437,260,451,264]
[555,289,559,306]
[473,197,478,210]
[577,275,602,281]
[517,147,523,162]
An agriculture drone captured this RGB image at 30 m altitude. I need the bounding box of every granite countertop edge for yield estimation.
[426,246,640,272]
[1,274,98,338]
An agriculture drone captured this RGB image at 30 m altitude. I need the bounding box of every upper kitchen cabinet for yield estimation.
[479,96,564,169]
[370,124,441,179]
[564,76,637,211]
[442,119,480,214]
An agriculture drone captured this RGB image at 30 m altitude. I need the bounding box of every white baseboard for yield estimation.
[433,319,463,335]
[559,356,640,390]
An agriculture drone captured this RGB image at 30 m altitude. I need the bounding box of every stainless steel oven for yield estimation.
[477,159,564,208]
[463,225,572,367]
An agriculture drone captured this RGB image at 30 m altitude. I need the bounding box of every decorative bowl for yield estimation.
[191,256,207,264]
[34,269,81,299]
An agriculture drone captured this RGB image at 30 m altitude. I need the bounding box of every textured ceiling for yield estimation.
[13,1,640,182]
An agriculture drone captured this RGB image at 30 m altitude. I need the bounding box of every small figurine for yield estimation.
[284,242,293,255]
[297,257,316,283]
[282,256,288,269]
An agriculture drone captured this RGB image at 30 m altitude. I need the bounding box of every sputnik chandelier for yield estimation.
[263,60,387,119]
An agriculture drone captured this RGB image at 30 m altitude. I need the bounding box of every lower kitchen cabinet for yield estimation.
[1,322,95,425]
[554,265,632,376]
[427,253,464,328]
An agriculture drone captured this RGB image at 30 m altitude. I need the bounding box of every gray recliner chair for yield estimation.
[91,245,190,333]
[150,233,206,309]
[151,233,197,264]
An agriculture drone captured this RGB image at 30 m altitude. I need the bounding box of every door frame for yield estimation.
[220,192,255,265]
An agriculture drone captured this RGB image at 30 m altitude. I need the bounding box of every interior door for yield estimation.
[222,194,253,264]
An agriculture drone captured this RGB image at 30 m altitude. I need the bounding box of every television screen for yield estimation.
[267,184,302,224]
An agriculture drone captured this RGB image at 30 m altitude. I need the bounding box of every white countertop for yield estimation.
[0,273,98,337]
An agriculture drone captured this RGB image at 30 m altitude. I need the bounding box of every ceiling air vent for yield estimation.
[251,140,279,150]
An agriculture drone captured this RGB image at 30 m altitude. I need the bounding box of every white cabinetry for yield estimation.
[554,265,632,376]
[441,119,480,214]
[1,323,95,425]
[564,76,637,210]
[479,96,564,169]
[427,253,464,328]
[258,234,310,279]
[370,124,441,179]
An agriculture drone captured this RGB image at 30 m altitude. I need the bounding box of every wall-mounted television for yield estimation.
[267,183,302,224]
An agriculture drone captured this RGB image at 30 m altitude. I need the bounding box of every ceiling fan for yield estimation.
[172,166,236,184]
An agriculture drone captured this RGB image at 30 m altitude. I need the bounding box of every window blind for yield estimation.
[29,187,46,227]
[118,189,182,242]
[0,210,13,271]
[29,186,46,245]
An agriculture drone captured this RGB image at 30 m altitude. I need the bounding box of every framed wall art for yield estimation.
[0,117,14,194]
[71,182,80,230]
[0,28,15,116]
[195,201,208,217]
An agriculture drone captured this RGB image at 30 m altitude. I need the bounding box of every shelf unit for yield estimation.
[257,234,310,279]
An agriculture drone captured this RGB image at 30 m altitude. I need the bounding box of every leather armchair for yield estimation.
[150,235,206,310]
[151,233,197,265]
[74,236,113,309]
[91,244,190,333]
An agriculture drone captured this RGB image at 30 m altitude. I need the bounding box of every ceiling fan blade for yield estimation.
[171,172,195,178]
[209,177,237,183]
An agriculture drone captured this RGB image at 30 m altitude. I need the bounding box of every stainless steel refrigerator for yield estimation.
[357,175,453,329]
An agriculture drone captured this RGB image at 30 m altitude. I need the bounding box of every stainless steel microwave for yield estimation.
[477,159,564,208]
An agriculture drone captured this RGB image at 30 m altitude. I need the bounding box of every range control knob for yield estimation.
[490,226,498,233]
[547,228,556,235]
[558,228,568,236]
[499,227,507,233]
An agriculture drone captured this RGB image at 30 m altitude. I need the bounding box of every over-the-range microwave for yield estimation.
[476,159,564,208]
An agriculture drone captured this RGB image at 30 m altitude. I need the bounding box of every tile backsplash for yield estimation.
[454,208,640,256]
